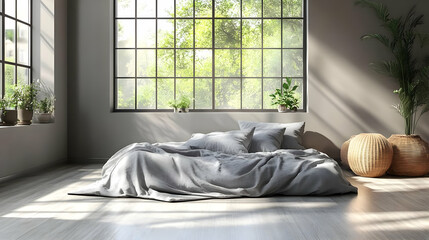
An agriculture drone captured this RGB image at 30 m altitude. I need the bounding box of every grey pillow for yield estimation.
[184,128,255,154]
[247,128,286,153]
[238,121,305,149]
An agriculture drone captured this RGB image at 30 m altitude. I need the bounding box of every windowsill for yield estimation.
[0,122,55,129]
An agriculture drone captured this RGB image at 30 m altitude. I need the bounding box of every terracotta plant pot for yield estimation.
[387,134,429,177]
[348,133,393,177]
[1,110,18,126]
[17,109,33,125]
[37,113,53,123]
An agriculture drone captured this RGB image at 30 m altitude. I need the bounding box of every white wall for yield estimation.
[0,0,67,179]
[67,0,429,162]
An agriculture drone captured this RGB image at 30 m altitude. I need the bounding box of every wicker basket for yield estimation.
[340,135,356,169]
[348,133,393,177]
[388,134,429,176]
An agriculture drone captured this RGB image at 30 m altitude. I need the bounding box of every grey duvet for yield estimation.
[69,143,357,202]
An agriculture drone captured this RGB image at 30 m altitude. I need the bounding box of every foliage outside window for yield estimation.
[114,0,306,111]
[0,0,32,100]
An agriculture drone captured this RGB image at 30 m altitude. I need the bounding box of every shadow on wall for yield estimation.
[303,131,340,161]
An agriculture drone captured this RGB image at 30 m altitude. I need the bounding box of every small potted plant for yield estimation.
[270,77,300,112]
[168,96,192,113]
[15,84,38,125]
[36,97,55,123]
[0,96,18,126]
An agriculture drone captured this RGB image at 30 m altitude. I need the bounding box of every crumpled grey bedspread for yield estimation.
[69,142,357,202]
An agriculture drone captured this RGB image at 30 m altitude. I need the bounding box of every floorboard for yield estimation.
[0,164,428,240]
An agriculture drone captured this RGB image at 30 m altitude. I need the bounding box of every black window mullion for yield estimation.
[261,0,264,109]
[134,0,137,110]
[173,0,176,101]
[155,0,158,109]
[211,0,215,110]
[192,0,196,110]
[14,0,17,87]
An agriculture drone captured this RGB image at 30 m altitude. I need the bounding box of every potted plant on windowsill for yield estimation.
[0,97,18,126]
[14,84,38,125]
[168,96,192,113]
[270,77,300,112]
[357,0,429,176]
[36,97,55,123]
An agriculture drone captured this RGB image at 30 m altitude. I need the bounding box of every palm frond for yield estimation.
[355,0,390,23]
[361,34,391,47]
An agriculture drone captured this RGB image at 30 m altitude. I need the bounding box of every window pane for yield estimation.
[263,0,281,17]
[242,78,262,109]
[116,50,135,77]
[176,78,194,108]
[263,49,281,77]
[157,78,174,109]
[215,20,240,48]
[215,0,240,18]
[242,50,261,77]
[195,0,212,18]
[0,65,2,97]
[158,0,174,18]
[137,20,155,48]
[116,0,135,18]
[195,78,212,109]
[263,78,281,109]
[283,0,303,17]
[242,0,261,18]
[176,50,194,77]
[5,0,15,17]
[157,49,174,77]
[117,79,135,109]
[116,20,135,48]
[137,0,155,17]
[157,19,174,48]
[17,0,30,23]
[0,18,2,60]
[17,66,29,86]
[242,20,261,48]
[215,78,240,109]
[263,19,281,48]
[4,64,15,97]
[176,19,193,48]
[195,20,212,48]
[17,22,30,65]
[137,50,156,77]
[137,79,156,109]
[215,49,240,77]
[5,17,15,62]
[282,49,303,77]
[177,0,193,18]
[283,19,303,48]
[195,50,212,77]
[283,77,303,108]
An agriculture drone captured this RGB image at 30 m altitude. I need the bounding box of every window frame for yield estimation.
[113,0,307,112]
[1,0,33,99]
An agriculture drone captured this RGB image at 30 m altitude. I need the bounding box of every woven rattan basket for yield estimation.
[340,135,356,169]
[388,134,429,176]
[348,133,393,177]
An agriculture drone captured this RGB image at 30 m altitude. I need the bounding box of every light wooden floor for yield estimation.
[0,164,428,240]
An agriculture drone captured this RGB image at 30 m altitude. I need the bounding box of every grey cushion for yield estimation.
[238,121,305,149]
[247,128,286,153]
[184,128,255,154]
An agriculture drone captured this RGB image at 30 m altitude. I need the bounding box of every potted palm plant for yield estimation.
[15,84,38,125]
[270,77,300,112]
[36,97,55,123]
[357,0,429,176]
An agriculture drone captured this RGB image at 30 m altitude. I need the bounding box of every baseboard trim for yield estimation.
[0,159,67,184]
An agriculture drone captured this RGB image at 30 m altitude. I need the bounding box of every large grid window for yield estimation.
[0,0,32,98]
[114,0,306,111]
